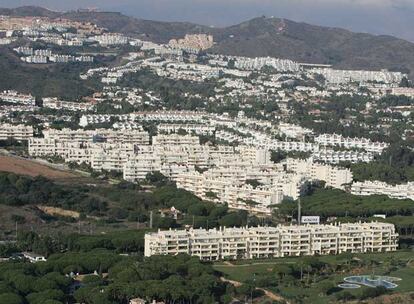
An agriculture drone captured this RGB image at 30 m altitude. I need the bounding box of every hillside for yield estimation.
[209,17,414,76]
[2,7,414,77]
[0,5,59,18]
[0,46,100,99]
[61,11,210,43]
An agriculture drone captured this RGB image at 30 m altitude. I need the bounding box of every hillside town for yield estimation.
[0,6,413,304]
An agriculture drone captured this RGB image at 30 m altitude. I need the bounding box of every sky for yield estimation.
[2,0,414,42]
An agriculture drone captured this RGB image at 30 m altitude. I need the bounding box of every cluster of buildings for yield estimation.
[169,34,214,51]
[309,68,405,84]
[174,155,308,214]
[18,121,411,205]
[26,125,357,214]
[0,17,411,222]
[79,111,206,127]
[0,91,95,113]
[0,15,103,36]
[230,56,301,72]
[28,128,150,169]
[1,15,105,50]
[144,222,398,260]
[215,128,376,164]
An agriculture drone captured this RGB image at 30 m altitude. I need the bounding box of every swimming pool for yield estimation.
[343,275,400,289]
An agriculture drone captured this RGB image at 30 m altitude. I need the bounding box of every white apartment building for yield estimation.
[309,68,404,85]
[312,150,374,164]
[284,158,353,190]
[42,98,95,112]
[351,181,414,201]
[157,124,215,135]
[49,55,75,63]
[78,111,206,127]
[43,128,149,145]
[123,153,195,181]
[144,222,398,260]
[23,55,48,64]
[232,56,301,72]
[266,141,320,153]
[79,114,118,127]
[135,111,206,123]
[0,123,34,141]
[152,134,200,146]
[92,34,128,46]
[14,47,34,56]
[0,90,35,105]
[315,134,388,154]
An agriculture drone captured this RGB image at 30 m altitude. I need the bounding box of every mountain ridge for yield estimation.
[1,6,414,78]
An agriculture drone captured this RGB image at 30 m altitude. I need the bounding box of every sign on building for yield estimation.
[301,216,320,224]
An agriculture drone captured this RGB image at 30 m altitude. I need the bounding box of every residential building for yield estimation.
[144,222,398,260]
[0,123,34,141]
[351,181,414,201]
[0,90,35,105]
[284,158,353,190]
[315,134,388,154]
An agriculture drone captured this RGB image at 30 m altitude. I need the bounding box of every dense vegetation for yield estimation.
[118,69,215,111]
[0,251,230,304]
[0,171,262,234]
[350,142,414,184]
[0,47,101,100]
[278,188,414,219]
[0,172,108,216]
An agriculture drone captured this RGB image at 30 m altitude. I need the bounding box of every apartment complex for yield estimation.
[28,127,357,214]
[315,134,389,154]
[309,68,404,84]
[0,123,34,141]
[92,34,128,46]
[42,98,95,112]
[144,222,398,261]
[158,124,215,135]
[284,158,353,190]
[123,144,235,180]
[312,150,374,164]
[42,128,149,144]
[175,167,307,214]
[0,90,35,105]
[29,128,150,171]
[351,181,414,201]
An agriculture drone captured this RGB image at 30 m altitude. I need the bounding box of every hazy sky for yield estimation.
[2,0,414,42]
